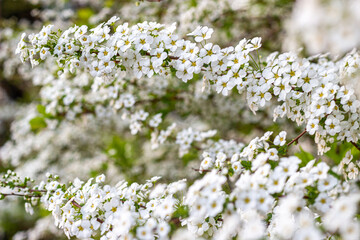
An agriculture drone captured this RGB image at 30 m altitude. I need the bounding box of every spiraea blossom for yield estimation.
[1,4,360,239]
[15,18,360,154]
[1,127,360,239]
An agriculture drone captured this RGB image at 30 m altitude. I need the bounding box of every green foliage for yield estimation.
[277,145,288,156]
[305,185,319,205]
[172,205,189,219]
[268,160,279,169]
[36,104,53,118]
[77,8,95,26]
[265,212,272,224]
[29,117,47,132]
[295,146,315,168]
[241,160,252,171]
[325,141,360,164]
[189,0,198,7]
[181,150,198,166]
[106,135,138,170]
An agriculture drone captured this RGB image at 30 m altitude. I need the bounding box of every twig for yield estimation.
[192,168,211,173]
[0,181,47,193]
[287,130,307,146]
[351,141,360,152]
[71,200,82,208]
[0,192,41,198]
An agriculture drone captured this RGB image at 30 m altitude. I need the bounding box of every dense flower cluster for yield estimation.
[0,171,187,239]
[16,19,360,154]
[1,128,360,239]
[1,2,360,239]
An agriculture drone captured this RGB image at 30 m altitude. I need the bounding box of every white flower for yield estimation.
[71,220,92,239]
[236,191,256,211]
[75,25,88,39]
[347,162,359,180]
[306,118,319,135]
[207,196,225,217]
[232,161,242,174]
[188,26,214,42]
[268,148,279,161]
[135,34,154,52]
[96,174,106,183]
[39,47,50,60]
[149,114,162,128]
[325,116,341,136]
[314,192,332,213]
[136,225,153,240]
[318,175,337,192]
[200,157,214,171]
[267,173,286,193]
[157,222,170,238]
[216,75,235,96]
[310,162,329,180]
[274,131,287,146]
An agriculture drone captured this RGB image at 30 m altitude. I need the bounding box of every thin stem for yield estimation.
[192,168,211,173]
[0,181,47,193]
[287,130,307,147]
[71,200,82,208]
[256,49,262,71]
[249,54,260,70]
[0,192,41,198]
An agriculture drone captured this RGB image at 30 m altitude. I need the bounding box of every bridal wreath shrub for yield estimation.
[1,0,360,239]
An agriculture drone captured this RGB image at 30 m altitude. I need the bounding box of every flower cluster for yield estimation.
[1,170,188,239]
[16,19,360,155]
[183,171,225,237]
[2,129,359,240]
[339,150,360,180]
[2,4,360,239]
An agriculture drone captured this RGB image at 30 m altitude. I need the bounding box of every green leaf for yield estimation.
[295,147,314,168]
[305,185,319,205]
[29,117,47,131]
[181,150,198,166]
[277,145,288,156]
[172,205,189,219]
[228,167,234,177]
[265,213,272,223]
[268,160,279,169]
[37,105,46,115]
[325,141,354,164]
[106,135,138,170]
[241,160,252,171]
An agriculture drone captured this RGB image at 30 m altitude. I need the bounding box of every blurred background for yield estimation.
[1,0,360,239]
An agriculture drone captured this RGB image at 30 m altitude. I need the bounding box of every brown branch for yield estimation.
[0,192,41,198]
[287,130,307,147]
[192,168,211,173]
[351,141,360,152]
[71,200,82,208]
[0,181,47,193]
[191,144,202,151]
